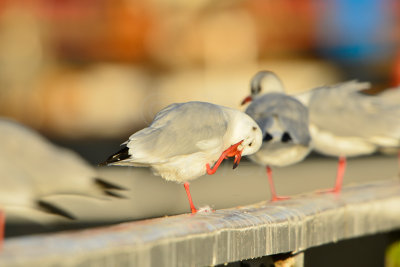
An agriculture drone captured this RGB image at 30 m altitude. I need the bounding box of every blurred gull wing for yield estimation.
[0,118,125,199]
[293,81,400,159]
[308,82,400,147]
[295,80,371,107]
[0,150,75,221]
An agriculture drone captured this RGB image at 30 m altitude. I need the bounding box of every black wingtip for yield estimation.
[99,146,131,166]
[38,200,76,220]
[95,177,128,191]
[281,132,292,143]
[104,190,127,199]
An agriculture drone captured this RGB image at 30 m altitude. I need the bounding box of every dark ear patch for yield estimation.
[281,132,292,143]
[263,133,273,142]
[252,126,257,131]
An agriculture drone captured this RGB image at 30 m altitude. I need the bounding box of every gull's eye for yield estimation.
[248,142,252,147]
[251,85,261,94]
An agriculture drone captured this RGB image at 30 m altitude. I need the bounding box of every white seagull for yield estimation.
[296,81,400,193]
[241,71,312,201]
[0,118,126,243]
[101,101,263,213]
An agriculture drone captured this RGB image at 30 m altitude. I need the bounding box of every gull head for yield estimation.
[241,70,285,105]
[229,111,263,157]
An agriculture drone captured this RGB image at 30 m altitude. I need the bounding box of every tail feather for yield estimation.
[99,146,131,166]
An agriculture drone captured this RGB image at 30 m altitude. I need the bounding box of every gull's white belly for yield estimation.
[310,124,377,157]
[150,151,220,183]
[249,143,311,167]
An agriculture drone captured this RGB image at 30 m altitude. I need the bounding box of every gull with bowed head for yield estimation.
[101,101,262,214]
[296,81,400,193]
[241,71,312,201]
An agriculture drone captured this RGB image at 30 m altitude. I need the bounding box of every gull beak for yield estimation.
[232,151,242,169]
[241,96,253,106]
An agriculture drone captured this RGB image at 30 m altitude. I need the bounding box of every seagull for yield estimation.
[0,118,126,224]
[100,101,263,213]
[241,71,312,201]
[296,81,400,193]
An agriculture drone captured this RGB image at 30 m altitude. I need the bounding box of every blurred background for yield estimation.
[1,1,400,266]
[0,0,399,164]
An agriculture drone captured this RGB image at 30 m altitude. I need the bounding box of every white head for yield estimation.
[225,108,263,156]
[242,70,285,105]
[250,70,285,96]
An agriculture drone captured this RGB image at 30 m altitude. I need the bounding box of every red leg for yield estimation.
[334,156,347,192]
[184,182,197,214]
[206,151,228,175]
[319,156,347,194]
[206,140,244,174]
[266,166,290,202]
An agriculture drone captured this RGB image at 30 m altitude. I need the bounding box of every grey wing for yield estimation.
[277,98,311,146]
[246,93,311,146]
[295,80,370,107]
[126,102,228,163]
[308,84,400,145]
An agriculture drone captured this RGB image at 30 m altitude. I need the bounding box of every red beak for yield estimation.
[241,96,253,105]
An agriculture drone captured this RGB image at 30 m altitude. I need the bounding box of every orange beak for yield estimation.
[241,96,253,105]
[224,140,244,169]
[232,151,242,169]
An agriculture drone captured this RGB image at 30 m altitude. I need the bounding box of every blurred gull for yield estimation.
[241,71,312,201]
[0,118,126,223]
[101,101,262,213]
[296,81,400,193]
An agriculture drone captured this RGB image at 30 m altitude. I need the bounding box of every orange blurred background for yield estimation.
[0,0,399,160]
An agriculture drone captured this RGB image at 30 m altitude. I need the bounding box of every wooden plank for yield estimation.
[1,179,400,267]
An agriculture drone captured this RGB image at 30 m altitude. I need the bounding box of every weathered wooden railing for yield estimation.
[1,178,400,267]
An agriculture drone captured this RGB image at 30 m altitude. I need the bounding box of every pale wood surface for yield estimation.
[1,178,400,267]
